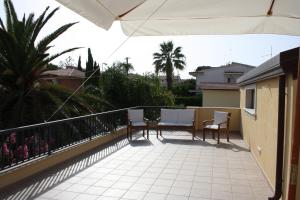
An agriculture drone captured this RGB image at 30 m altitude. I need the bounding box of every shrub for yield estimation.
[175,95,202,107]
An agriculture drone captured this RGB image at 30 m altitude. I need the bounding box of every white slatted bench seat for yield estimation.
[157,109,196,140]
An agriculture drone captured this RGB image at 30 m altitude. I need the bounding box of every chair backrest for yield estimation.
[160,109,177,123]
[128,109,144,122]
[213,111,229,126]
[177,109,195,124]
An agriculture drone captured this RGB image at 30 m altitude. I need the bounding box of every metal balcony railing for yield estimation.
[0,106,184,171]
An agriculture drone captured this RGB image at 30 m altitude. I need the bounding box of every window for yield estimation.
[227,77,235,83]
[246,89,255,109]
[244,85,256,116]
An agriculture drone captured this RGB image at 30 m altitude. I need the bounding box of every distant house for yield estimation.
[158,75,181,87]
[41,68,85,91]
[189,62,255,107]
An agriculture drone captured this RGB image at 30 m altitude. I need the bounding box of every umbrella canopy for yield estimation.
[56,0,300,36]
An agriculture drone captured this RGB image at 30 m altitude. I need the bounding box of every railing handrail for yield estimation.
[0,106,139,134]
[0,105,185,134]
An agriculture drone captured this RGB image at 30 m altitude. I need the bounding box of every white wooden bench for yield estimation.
[157,109,196,140]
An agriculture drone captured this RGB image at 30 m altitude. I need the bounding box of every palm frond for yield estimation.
[43,47,81,64]
[0,17,5,30]
[4,0,13,32]
[37,22,78,52]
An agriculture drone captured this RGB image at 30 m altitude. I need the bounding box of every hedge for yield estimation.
[175,96,202,107]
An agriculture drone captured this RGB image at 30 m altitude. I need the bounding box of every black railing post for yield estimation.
[47,126,51,156]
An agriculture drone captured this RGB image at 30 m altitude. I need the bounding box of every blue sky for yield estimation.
[1,0,300,78]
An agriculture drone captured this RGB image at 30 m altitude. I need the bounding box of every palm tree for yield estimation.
[153,41,186,90]
[112,58,134,76]
[123,57,134,76]
[0,0,107,128]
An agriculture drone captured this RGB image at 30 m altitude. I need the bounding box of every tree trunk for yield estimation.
[166,58,173,90]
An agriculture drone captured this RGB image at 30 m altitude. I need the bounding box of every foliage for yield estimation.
[172,79,196,96]
[77,56,82,71]
[100,67,174,108]
[93,61,100,85]
[47,63,61,70]
[0,0,106,129]
[85,48,100,87]
[0,0,80,91]
[127,75,174,107]
[58,56,75,68]
[153,41,186,90]
[0,84,109,129]
[85,48,94,86]
[112,59,134,76]
[175,95,202,107]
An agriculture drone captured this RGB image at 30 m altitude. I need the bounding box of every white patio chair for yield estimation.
[127,109,149,140]
[202,111,231,144]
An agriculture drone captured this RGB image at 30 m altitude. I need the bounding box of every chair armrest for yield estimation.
[217,121,228,129]
[144,118,149,122]
[128,120,133,125]
[156,117,161,122]
[203,119,214,125]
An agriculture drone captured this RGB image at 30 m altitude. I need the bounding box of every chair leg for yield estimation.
[203,129,205,141]
[192,127,195,141]
[160,129,162,136]
[147,127,149,140]
[212,131,215,139]
[217,130,220,144]
[130,127,133,140]
[227,130,229,142]
[127,126,129,139]
[156,127,159,138]
[143,129,145,137]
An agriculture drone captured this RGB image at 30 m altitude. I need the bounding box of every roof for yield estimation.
[55,0,300,36]
[197,83,239,90]
[237,47,299,86]
[189,62,255,77]
[42,68,85,79]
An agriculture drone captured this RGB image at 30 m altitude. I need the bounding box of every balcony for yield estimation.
[0,107,273,200]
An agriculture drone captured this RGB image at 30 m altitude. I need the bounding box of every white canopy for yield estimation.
[56,0,300,36]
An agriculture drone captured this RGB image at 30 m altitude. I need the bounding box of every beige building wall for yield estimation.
[203,90,240,108]
[240,77,279,189]
[240,75,298,199]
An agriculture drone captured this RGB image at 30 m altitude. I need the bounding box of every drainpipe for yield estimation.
[268,75,286,200]
[287,50,300,200]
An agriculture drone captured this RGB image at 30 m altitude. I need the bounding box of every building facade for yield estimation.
[189,62,255,107]
[237,47,299,199]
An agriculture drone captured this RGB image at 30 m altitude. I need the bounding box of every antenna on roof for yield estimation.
[262,46,273,58]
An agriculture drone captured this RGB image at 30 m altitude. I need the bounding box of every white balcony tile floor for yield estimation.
[2,131,273,200]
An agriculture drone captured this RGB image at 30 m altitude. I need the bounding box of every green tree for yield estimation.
[172,79,196,96]
[93,61,100,86]
[0,0,103,128]
[112,59,134,76]
[85,48,94,87]
[100,66,174,108]
[85,48,100,87]
[123,57,134,76]
[77,56,82,71]
[153,41,186,90]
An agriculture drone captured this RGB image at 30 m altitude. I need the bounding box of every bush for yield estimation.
[100,69,174,108]
[172,79,196,96]
[175,95,202,107]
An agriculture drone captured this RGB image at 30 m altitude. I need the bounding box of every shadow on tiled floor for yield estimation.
[1,130,273,200]
[0,137,130,200]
